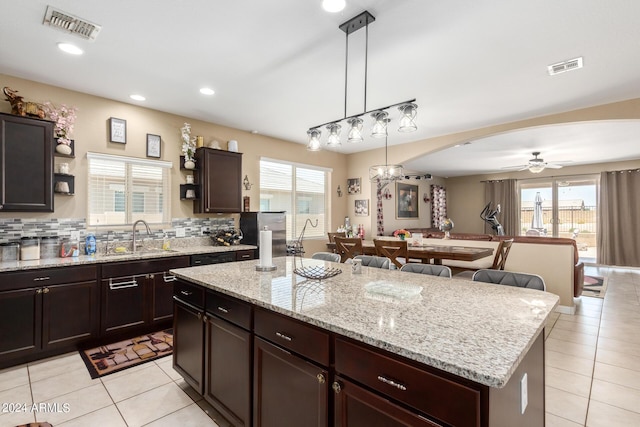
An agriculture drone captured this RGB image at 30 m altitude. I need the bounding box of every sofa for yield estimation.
[406,229,584,313]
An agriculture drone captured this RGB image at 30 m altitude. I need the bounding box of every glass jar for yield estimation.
[40,236,60,259]
[0,242,19,261]
[20,237,40,260]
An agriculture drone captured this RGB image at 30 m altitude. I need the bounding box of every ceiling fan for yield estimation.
[505,152,569,174]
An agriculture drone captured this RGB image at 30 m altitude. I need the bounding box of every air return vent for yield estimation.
[547,57,583,76]
[43,5,101,41]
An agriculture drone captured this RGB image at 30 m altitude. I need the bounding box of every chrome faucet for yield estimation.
[132,220,152,253]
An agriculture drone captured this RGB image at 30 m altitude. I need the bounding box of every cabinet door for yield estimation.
[42,281,99,350]
[0,287,42,360]
[101,276,146,334]
[151,272,175,324]
[333,376,442,427]
[195,148,242,213]
[205,315,252,426]
[253,337,328,427]
[173,300,205,394]
[0,113,54,212]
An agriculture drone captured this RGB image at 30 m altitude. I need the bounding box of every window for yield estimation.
[260,158,330,240]
[87,152,172,226]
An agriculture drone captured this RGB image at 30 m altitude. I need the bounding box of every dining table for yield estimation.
[327,238,494,265]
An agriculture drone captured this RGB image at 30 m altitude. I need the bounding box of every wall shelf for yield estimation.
[180,183,200,200]
[54,140,75,158]
[54,173,75,195]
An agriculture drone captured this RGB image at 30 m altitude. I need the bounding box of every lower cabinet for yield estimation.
[0,266,99,368]
[173,288,205,394]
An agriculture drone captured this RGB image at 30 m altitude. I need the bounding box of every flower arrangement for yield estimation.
[44,102,78,145]
[393,229,412,239]
[180,122,196,161]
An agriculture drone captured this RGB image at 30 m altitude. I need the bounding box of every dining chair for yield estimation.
[400,263,452,278]
[334,236,364,262]
[354,255,391,269]
[311,252,341,263]
[471,269,546,291]
[327,231,347,243]
[373,239,408,269]
[454,238,514,279]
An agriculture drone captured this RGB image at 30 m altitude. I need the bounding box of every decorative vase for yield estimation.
[399,234,405,241]
[56,143,72,155]
[184,160,195,170]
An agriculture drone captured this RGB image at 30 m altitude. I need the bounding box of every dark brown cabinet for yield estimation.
[194,148,242,213]
[0,266,99,368]
[0,112,54,212]
[173,280,206,394]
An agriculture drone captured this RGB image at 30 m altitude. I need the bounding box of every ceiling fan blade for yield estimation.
[545,164,564,169]
[501,164,528,170]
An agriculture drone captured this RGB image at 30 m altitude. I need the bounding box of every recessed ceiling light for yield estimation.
[129,94,146,101]
[57,42,83,55]
[322,0,346,13]
[199,87,215,95]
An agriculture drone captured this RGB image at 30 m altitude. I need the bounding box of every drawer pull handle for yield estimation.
[109,278,138,290]
[317,373,326,384]
[163,273,177,283]
[33,276,51,282]
[240,254,251,258]
[217,306,229,314]
[377,375,407,391]
[332,381,342,394]
[180,290,193,296]
[275,332,293,342]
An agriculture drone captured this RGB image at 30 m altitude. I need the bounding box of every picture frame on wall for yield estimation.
[109,117,127,144]
[146,133,161,158]
[396,182,419,219]
[347,177,361,194]
[355,199,369,216]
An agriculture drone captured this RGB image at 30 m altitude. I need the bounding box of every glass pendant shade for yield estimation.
[369,164,405,181]
[347,117,364,143]
[307,129,322,151]
[398,103,418,132]
[528,164,545,173]
[371,111,389,138]
[326,123,341,147]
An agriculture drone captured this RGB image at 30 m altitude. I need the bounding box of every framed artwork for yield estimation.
[347,177,361,194]
[146,133,161,158]
[109,117,127,144]
[355,199,369,216]
[396,182,419,219]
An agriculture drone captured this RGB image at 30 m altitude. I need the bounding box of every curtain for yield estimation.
[598,170,640,267]
[484,179,518,236]
[430,185,447,229]
[376,180,384,236]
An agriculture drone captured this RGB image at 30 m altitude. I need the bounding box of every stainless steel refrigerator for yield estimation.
[240,212,287,259]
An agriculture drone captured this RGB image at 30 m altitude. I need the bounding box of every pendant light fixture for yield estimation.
[369,135,404,182]
[306,11,417,150]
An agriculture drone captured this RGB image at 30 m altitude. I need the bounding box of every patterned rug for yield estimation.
[582,275,608,299]
[80,329,173,379]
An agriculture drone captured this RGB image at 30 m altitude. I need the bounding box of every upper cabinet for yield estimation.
[0,113,54,212]
[194,148,242,214]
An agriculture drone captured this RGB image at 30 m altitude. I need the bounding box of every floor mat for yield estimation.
[582,275,607,299]
[80,329,173,379]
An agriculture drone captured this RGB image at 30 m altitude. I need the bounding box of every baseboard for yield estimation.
[555,304,576,315]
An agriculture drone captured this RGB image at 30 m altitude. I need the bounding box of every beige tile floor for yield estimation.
[0,265,638,426]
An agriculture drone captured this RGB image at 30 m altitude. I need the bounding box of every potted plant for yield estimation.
[180,122,196,169]
[44,102,77,155]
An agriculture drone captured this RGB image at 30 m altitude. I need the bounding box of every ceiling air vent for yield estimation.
[547,57,583,76]
[43,5,101,41]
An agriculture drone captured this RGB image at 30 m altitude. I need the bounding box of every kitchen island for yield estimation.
[170,256,559,427]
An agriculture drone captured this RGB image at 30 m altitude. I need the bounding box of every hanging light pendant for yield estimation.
[347,117,364,143]
[369,135,404,182]
[398,103,418,132]
[326,123,342,147]
[307,129,322,151]
[371,111,389,138]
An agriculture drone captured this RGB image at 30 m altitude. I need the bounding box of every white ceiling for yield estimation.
[1,0,640,176]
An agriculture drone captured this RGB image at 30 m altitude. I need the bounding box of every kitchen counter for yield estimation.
[0,243,257,273]
[171,256,559,388]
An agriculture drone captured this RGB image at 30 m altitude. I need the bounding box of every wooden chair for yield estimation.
[328,232,347,253]
[373,239,408,269]
[491,238,514,270]
[334,237,364,263]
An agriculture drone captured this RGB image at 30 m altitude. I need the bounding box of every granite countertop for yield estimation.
[170,256,559,388]
[0,241,257,273]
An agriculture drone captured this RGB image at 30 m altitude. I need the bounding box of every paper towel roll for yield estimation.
[259,229,272,267]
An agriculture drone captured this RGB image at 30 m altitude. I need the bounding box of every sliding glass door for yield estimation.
[519,175,598,260]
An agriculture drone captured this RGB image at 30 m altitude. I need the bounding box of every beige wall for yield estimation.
[0,74,348,237]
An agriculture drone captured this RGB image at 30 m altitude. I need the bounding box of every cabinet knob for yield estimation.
[316,373,326,384]
[42,287,50,294]
[0,204,3,210]
[197,312,202,320]
[36,288,43,294]
[332,381,342,394]
[203,315,208,323]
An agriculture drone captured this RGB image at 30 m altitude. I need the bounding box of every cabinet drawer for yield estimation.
[0,265,97,292]
[206,290,251,330]
[254,308,329,366]
[334,338,481,427]
[235,249,254,261]
[102,256,189,277]
[173,280,205,309]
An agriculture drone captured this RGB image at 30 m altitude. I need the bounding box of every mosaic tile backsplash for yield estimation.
[0,217,236,244]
